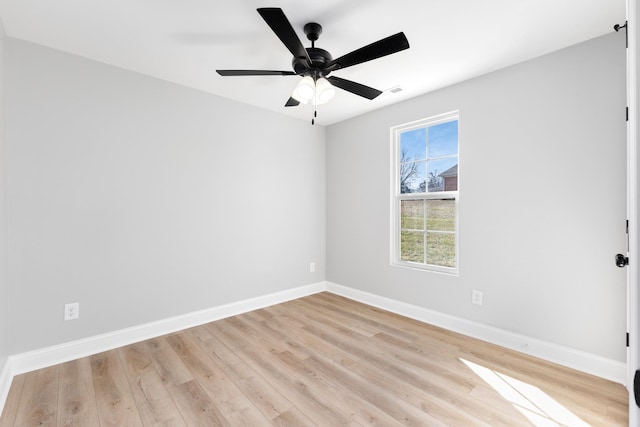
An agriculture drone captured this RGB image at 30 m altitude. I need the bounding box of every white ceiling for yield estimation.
[0,0,626,125]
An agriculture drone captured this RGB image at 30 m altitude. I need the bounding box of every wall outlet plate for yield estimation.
[64,302,79,320]
[472,290,483,306]
[310,262,316,273]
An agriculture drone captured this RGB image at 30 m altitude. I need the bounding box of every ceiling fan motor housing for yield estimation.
[292,47,333,75]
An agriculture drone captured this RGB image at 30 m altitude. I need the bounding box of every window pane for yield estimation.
[426,199,455,231]
[400,128,426,161]
[401,200,424,230]
[401,231,424,263]
[428,120,458,158]
[426,232,455,268]
[427,158,457,192]
[400,161,426,194]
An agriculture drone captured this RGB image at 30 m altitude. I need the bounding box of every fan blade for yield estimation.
[327,32,409,71]
[257,8,311,67]
[217,70,296,76]
[327,76,382,100]
[285,97,300,107]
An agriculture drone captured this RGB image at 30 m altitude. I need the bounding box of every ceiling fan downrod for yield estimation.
[304,22,322,49]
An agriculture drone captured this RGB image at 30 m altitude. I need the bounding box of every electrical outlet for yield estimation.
[471,290,483,306]
[310,262,316,273]
[64,302,79,320]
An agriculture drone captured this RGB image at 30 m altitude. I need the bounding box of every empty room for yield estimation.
[0,0,639,425]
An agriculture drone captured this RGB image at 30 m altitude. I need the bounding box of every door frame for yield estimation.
[627,0,639,424]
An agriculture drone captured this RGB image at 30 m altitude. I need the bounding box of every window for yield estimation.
[391,111,459,273]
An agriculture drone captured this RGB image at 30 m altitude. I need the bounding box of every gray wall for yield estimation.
[1,30,628,366]
[5,39,326,354]
[326,32,628,362]
[0,22,8,369]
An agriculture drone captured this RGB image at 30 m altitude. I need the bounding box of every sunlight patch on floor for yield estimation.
[460,358,590,427]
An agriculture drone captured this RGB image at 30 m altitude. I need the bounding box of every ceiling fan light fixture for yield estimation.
[292,76,335,106]
[292,76,315,104]
[218,8,410,116]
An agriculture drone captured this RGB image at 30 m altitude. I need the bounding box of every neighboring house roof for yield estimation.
[439,164,458,178]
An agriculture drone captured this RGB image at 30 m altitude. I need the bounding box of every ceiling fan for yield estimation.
[216,8,410,123]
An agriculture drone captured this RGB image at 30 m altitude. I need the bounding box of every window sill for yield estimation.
[391,261,459,276]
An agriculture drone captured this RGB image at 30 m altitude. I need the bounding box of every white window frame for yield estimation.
[390,111,459,275]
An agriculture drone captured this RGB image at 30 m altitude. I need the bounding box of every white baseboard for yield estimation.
[5,281,326,381]
[326,282,627,385]
[0,280,627,414]
[0,357,11,416]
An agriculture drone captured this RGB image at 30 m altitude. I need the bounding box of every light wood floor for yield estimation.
[0,292,628,426]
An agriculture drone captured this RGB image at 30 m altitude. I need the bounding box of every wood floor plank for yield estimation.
[275,350,410,426]
[216,393,274,426]
[13,365,58,427]
[168,379,229,426]
[316,293,627,424]
[263,305,361,367]
[144,337,193,388]
[207,319,359,426]
[312,293,628,426]
[0,292,629,426]
[271,407,318,427]
[368,333,519,421]
[184,327,297,421]
[166,331,273,424]
[232,375,294,421]
[240,310,315,361]
[183,325,256,382]
[57,358,100,426]
[240,307,417,425]
[274,302,493,425]
[0,374,25,427]
[118,342,186,426]
[284,302,511,425]
[298,294,419,342]
[91,349,143,426]
[165,332,242,402]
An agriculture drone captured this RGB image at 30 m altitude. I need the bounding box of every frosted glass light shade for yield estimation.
[292,76,315,104]
[314,77,335,105]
